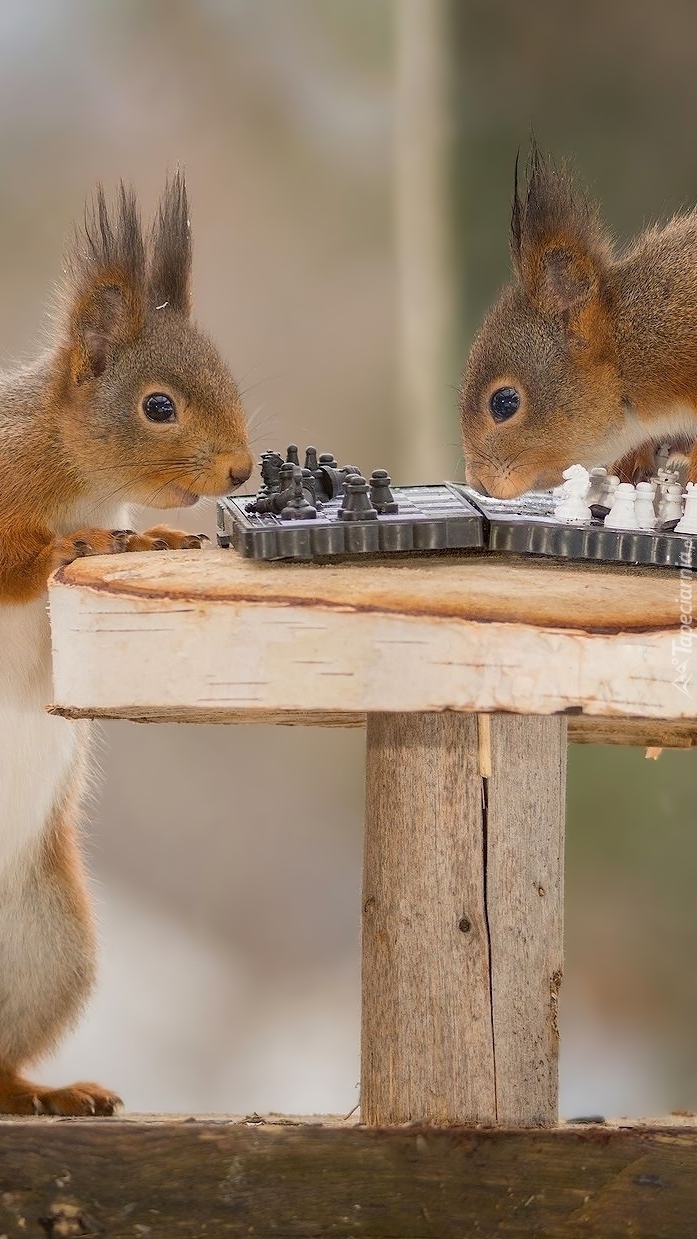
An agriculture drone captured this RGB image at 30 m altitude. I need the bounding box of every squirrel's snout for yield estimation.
[222,450,254,491]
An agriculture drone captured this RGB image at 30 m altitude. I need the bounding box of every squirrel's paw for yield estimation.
[127,524,211,551]
[0,1071,122,1116]
[52,525,209,566]
[610,444,657,485]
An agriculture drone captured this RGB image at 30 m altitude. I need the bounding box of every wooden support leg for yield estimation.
[361,712,566,1127]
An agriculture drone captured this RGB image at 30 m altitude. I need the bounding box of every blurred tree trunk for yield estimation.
[395,0,456,482]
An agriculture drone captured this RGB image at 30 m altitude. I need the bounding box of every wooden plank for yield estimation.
[3,1118,697,1237]
[362,713,496,1125]
[47,703,697,750]
[486,715,566,1125]
[49,551,693,720]
[567,716,697,747]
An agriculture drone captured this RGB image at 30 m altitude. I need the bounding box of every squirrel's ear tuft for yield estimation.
[64,184,146,383]
[510,142,613,334]
[147,171,191,315]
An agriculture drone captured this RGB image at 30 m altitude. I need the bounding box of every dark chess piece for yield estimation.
[259,451,284,495]
[301,468,318,505]
[338,474,378,522]
[318,452,338,469]
[369,469,398,513]
[286,444,300,467]
[246,451,282,512]
[280,466,317,520]
[304,446,319,473]
[316,464,345,500]
[250,461,296,513]
[279,461,296,491]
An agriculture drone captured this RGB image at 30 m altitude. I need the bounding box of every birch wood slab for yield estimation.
[48,551,695,720]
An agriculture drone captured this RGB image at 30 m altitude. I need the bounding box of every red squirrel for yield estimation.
[0,176,252,1114]
[460,143,697,497]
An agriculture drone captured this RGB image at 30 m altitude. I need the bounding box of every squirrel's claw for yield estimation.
[51,525,211,566]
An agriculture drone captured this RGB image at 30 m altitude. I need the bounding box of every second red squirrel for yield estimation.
[460,144,697,497]
[0,176,252,1115]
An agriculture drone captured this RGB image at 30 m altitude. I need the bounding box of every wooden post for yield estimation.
[361,711,566,1126]
[486,714,566,1125]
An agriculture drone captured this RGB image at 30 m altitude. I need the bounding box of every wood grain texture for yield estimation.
[362,713,496,1125]
[47,705,697,748]
[2,1118,697,1238]
[48,550,694,720]
[362,713,566,1128]
[486,715,566,1125]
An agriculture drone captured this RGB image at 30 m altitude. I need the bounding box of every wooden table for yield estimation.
[48,550,696,1130]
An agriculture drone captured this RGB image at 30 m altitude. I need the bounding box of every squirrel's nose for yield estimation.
[466,475,490,497]
[223,451,253,490]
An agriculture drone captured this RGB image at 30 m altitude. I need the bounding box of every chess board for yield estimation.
[216,444,697,569]
[218,483,485,561]
[459,486,697,570]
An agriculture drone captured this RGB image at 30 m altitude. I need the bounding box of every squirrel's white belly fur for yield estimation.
[0,595,77,875]
[0,502,126,878]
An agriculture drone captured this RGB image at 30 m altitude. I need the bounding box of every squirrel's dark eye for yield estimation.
[143,392,177,423]
[489,386,520,423]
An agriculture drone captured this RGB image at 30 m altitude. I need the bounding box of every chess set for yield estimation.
[216,446,697,570]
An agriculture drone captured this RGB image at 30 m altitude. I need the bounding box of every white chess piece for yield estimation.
[655,468,680,518]
[604,482,639,529]
[599,474,620,509]
[662,483,685,525]
[587,466,608,506]
[634,481,657,530]
[675,488,697,534]
[553,464,592,524]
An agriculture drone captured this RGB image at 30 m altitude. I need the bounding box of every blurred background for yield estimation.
[0,0,692,1116]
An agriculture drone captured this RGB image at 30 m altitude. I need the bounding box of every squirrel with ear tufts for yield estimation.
[460,143,697,498]
[0,177,252,1115]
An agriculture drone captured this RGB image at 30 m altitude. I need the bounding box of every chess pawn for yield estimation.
[369,469,398,514]
[675,487,697,534]
[660,482,684,524]
[604,482,639,529]
[318,452,338,469]
[634,481,657,530]
[304,446,319,474]
[586,466,608,505]
[338,474,378,521]
[286,444,300,467]
[599,474,620,509]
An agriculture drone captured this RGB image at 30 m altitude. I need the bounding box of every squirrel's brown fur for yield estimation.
[460,143,697,496]
[0,177,252,1115]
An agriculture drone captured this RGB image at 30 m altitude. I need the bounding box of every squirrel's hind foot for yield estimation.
[0,1070,122,1116]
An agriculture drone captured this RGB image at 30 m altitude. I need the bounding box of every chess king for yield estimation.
[460,142,697,499]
